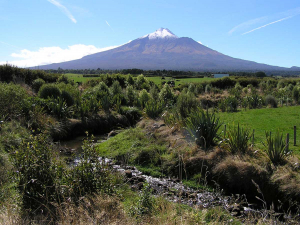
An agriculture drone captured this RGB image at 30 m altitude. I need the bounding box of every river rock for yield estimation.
[125,170,132,178]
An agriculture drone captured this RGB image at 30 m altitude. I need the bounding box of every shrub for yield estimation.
[61,90,74,106]
[185,108,222,149]
[48,97,73,119]
[126,85,138,106]
[247,94,263,109]
[139,89,150,108]
[119,106,142,125]
[135,74,149,90]
[225,124,251,154]
[149,85,159,100]
[39,84,61,99]
[176,92,198,118]
[263,131,290,165]
[210,77,236,89]
[0,83,28,119]
[205,84,212,93]
[127,74,135,86]
[218,99,227,112]
[265,95,278,108]
[292,86,300,103]
[12,134,59,217]
[145,99,164,118]
[57,74,74,84]
[65,135,114,202]
[31,78,45,92]
[159,83,175,106]
[226,96,238,112]
[110,80,122,96]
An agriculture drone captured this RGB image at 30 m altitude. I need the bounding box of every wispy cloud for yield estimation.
[229,7,300,35]
[242,16,293,35]
[47,0,77,23]
[105,20,114,30]
[228,16,268,35]
[0,41,20,49]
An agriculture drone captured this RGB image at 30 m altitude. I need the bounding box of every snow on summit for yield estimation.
[141,28,178,40]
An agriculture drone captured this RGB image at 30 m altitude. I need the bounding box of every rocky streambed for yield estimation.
[58,131,291,222]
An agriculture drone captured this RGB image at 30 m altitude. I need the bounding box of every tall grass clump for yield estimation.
[185,108,222,149]
[145,99,164,118]
[263,131,290,165]
[225,123,251,154]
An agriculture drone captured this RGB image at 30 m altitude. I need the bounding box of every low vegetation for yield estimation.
[0,64,300,223]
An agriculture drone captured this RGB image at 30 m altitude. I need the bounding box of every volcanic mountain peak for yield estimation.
[141,28,178,40]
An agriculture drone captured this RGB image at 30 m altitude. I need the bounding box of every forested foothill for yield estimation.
[0,64,300,224]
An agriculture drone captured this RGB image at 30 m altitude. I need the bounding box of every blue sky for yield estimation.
[0,0,300,68]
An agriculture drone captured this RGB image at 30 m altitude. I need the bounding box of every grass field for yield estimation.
[65,73,215,86]
[64,73,100,83]
[147,76,214,86]
[217,106,300,154]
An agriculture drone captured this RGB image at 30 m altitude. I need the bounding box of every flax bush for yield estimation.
[263,131,290,165]
[225,123,251,154]
[185,108,222,149]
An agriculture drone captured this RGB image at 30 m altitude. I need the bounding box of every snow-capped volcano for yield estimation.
[141,28,178,40]
[37,28,292,71]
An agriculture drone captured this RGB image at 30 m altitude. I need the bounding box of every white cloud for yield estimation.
[1,44,119,68]
[47,0,77,23]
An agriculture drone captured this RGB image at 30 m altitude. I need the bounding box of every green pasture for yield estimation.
[64,73,100,83]
[147,76,214,86]
[217,106,300,154]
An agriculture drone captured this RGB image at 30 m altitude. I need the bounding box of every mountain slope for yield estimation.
[37,28,294,71]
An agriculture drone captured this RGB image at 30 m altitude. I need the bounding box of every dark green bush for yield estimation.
[61,90,74,107]
[39,84,61,99]
[31,78,45,92]
[185,108,222,149]
[119,106,142,125]
[210,77,236,89]
[265,95,278,108]
[57,74,74,84]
